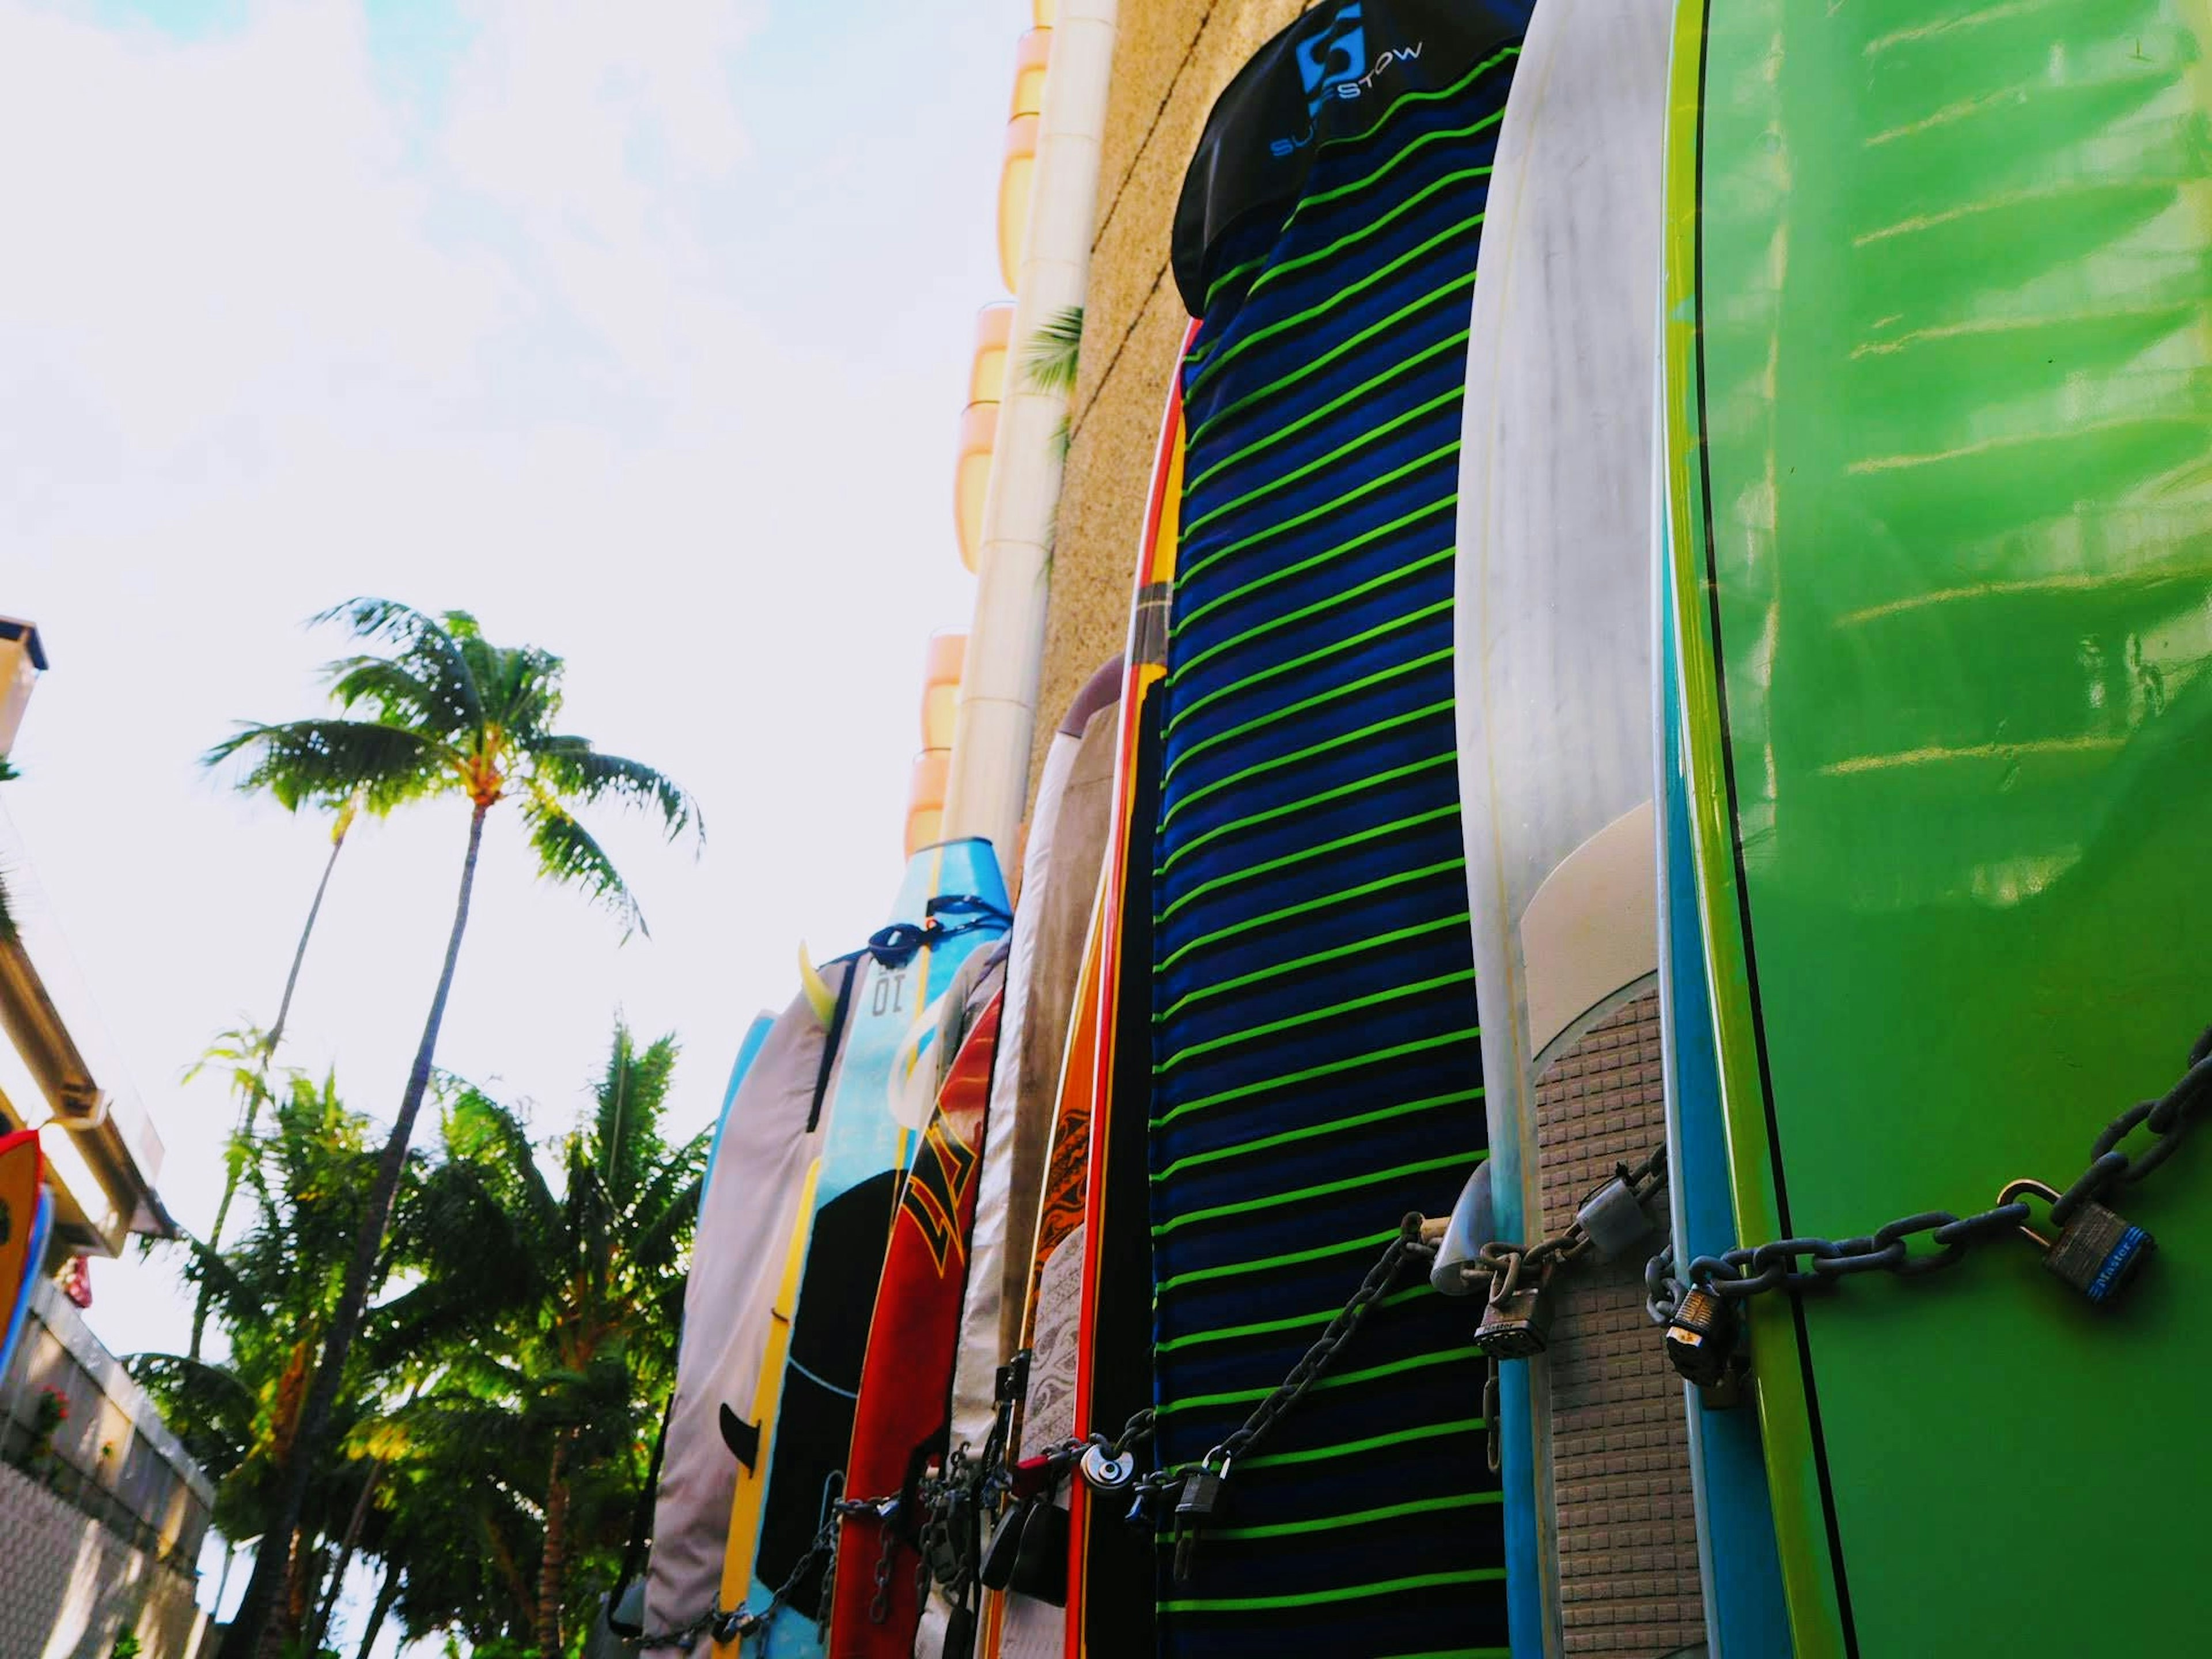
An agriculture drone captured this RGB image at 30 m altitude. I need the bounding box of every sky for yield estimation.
[0,0,1029,1646]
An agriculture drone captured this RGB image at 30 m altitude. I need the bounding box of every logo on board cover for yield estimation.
[900,1115,981,1276]
[1296,3,1368,115]
[1271,2,1426,157]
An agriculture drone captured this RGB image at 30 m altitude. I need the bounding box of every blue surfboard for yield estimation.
[741,838,1011,1654]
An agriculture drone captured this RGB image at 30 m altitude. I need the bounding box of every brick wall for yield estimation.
[0,1458,211,1659]
[1533,990,1703,1657]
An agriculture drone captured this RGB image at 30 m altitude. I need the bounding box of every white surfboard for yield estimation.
[1452,1,1678,1652]
[641,978,851,1649]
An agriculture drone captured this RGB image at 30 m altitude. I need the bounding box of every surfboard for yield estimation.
[1062,323,1192,1659]
[717,1157,822,1653]
[1146,6,1524,1652]
[989,813,1111,1659]
[1657,482,1790,1659]
[700,1012,778,1206]
[0,1131,49,1387]
[645,983,852,1651]
[829,983,1006,1657]
[1661,3,2212,1653]
[927,664,1122,1659]
[1451,1,1684,1651]
[720,838,1012,1656]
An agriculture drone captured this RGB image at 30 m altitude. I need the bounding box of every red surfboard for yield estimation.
[829,990,1006,1656]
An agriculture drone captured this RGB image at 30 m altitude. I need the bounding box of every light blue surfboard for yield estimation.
[741,839,1011,1653]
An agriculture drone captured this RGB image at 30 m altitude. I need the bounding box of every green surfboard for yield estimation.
[1661,3,2212,1654]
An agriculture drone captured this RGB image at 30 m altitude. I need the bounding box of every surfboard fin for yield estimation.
[797,943,838,1027]
[718,1404,762,1471]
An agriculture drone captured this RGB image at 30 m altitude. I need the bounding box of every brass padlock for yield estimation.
[2000,1179,2154,1306]
[1473,1255,1554,1359]
[1664,1283,1737,1388]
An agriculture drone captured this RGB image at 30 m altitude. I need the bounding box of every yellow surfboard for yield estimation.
[713,1157,821,1656]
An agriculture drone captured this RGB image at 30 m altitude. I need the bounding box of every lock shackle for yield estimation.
[1480,1243,1525,1305]
[1997,1178,2062,1251]
[1198,1445,1236,1482]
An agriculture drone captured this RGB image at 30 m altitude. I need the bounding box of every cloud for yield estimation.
[0,2,497,457]
[0,0,1013,1380]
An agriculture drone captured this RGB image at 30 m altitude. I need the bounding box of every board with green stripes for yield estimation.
[1148,6,1529,1653]
[1662,2,2212,1654]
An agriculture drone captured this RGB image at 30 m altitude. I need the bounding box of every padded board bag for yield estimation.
[1149,4,1529,1654]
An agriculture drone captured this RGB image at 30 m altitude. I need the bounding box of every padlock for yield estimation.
[1171,1464,1229,1581]
[978,1498,1032,1592]
[1473,1257,1554,1359]
[1575,1168,1654,1262]
[1009,1498,1069,1604]
[2000,1179,2155,1306]
[1663,1283,1737,1388]
[923,1484,972,1594]
[1077,1441,1135,1493]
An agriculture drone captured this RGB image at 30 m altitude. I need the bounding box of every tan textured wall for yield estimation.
[1025,0,1313,807]
[1533,991,1704,1658]
[0,1459,210,1659]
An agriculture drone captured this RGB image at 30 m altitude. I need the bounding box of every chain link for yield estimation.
[620,1490,898,1651]
[1203,1211,1434,1472]
[868,1501,900,1625]
[1646,1024,2212,1323]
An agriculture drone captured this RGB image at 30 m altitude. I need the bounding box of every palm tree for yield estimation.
[205,601,703,1659]
[132,1072,410,1641]
[191,793,363,1360]
[1025,305,1084,551]
[404,1025,706,1656]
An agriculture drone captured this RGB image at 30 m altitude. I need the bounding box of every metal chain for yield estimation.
[1195,1211,1434,1478]
[621,1490,897,1651]
[1442,1145,1668,1312]
[1646,1024,2212,1321]
[868,1502,900,1625]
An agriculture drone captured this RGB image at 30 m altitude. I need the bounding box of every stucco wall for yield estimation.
[0,1459,211,1659]
[1026,0,1313,808]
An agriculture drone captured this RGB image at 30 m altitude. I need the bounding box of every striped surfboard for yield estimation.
[1145,6,1529,1653]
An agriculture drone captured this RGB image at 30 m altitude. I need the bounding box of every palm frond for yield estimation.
[624,1168,706,1278]
[1022,304,1084,399]
[482,642,565,738]
[312,597,486,731]
[533,738,703,845]
[520,791,645,938]
[322,656,469,741]
[594,1026,680,1202]
[442,1086,564,1249]
[203,718,452,813]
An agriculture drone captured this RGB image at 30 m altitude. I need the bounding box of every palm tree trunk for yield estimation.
[281,1532,326,1653]
[193,802,355,1360]
[353,1562,400,1659]
[537,1430,574,1659]
[222,800,490,1659]
[312,1458,382,1651]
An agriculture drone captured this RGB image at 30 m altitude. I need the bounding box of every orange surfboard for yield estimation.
[0,1131,47,1380]
[1065,324,1195,1656]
